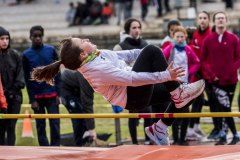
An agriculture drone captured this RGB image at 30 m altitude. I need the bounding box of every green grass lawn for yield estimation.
[15,84,240,146]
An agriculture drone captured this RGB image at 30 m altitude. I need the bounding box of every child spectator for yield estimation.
[163,26,200,145]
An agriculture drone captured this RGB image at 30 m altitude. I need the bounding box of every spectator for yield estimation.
[115,0,133,25]
[0,26,25,146]
[113,18,152,145]
[161,19,181,50]
[201,11,240,145]
[225,0,233,9]
[83,0,103,25]
[155,0,171,17]
[187,11,211,140]
[101,2,113,24]
[189,0,197,8]
[163,26,200,145]
[113,18,148,51]
[65,2,76,26]
[185,26,197,47]
[0,75,7,114]
[73,2,88,25]
[22,25,61,146]
[0,74,8,144]
[140,0,149,22]
[123,0,133,21]
[60,68,96,146]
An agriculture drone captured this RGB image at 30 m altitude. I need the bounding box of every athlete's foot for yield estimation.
[171,80,205,108]
[145,123,169,145]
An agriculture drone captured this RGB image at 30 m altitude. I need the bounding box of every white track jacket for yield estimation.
[78,49,171,108]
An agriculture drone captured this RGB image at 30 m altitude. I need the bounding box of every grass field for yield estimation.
[15,85,240,146]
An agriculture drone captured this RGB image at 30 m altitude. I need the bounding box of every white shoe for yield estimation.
[171,80,205,108]
[193,124,206,137]
[186,128,202,139]
[83,130,97,140]
[194,128,206,137]
[145,123,169,145]
[144,141,151,145]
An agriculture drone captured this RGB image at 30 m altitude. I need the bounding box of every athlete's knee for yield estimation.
[145,44,158,49]
[144,44,162,53]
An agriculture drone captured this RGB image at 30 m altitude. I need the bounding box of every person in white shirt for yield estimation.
[31,37,205,145]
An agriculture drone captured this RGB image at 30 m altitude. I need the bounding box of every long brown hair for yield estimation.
[31,37,82,85]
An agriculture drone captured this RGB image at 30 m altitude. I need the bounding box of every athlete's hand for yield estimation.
[167,61,185,81]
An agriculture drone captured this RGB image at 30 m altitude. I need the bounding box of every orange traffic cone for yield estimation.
[21,109,34,138]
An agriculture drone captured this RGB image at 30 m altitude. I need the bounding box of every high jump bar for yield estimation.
[0,112,240,119]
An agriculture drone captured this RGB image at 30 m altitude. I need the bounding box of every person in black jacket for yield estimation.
[113,18,152,145]
[113,18,148,51]
[0,26,25,145]
[60,68,95,146]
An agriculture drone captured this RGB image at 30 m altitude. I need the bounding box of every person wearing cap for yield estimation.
[0,26,25,145]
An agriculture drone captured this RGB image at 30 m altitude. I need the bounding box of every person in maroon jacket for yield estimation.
[187,11,211,140]
[201,11,240,145]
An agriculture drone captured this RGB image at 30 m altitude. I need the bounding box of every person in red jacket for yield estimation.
[101,2,113,24]
[187,11,212,140]
[201,11,240,145]
[192,11,211,58]
[163,26,200,83]
[0,75,7,113]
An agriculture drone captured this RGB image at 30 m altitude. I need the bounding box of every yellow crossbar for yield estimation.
[0,112,240,119]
